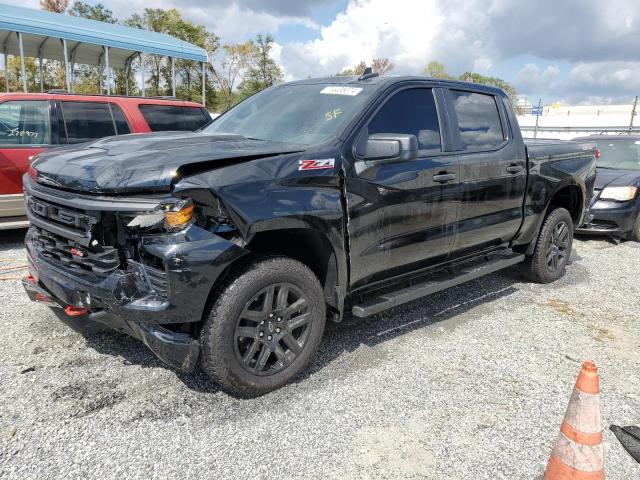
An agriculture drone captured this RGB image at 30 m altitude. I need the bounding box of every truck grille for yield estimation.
[26,194,97,237]
[30,226,120,278]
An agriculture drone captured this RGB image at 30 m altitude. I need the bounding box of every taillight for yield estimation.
[595,148,601,159]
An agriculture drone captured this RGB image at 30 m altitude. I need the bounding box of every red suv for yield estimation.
[0,93,211,229]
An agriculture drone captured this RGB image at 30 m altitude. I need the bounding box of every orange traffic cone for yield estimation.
[544,361,605,479]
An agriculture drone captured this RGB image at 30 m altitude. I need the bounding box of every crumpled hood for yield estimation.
[31,132,301,194]
[595,168,640,189]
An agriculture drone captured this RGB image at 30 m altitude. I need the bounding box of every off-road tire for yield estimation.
[199,256,326,397]
[522,207,574,284]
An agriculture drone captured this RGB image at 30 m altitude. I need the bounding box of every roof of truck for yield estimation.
[286,75,507,95]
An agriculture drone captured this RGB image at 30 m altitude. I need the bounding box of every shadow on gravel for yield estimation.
[0,228,27,248]
[76,266,523,395]
[297,267,523,383]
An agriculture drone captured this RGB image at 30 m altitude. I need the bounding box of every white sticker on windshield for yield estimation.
[320,86,363,96]
[635,141,640,145]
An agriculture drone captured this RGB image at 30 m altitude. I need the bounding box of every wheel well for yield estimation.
[245,228,339,308]
[549,185,583,225]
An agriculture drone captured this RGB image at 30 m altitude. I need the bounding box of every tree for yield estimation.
[67,2,119,94]
[211,42,254,111]
[126,9,219,101]
[40,0,69,13]
[239,34,283,98]
[423,61,454,80]
[69,2,117,23]
[459,71,517,104]
[372,58,394,75]
[337,58,393,76]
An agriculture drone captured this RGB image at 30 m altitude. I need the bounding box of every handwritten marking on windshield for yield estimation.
[299,158,335,171]
[325,108,343,121]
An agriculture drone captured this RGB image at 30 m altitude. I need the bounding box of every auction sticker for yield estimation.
[320,86,362,96]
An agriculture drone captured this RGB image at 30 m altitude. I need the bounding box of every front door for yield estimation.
[344,87,460,290]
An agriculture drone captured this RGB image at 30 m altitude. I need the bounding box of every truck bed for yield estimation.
[525,138,597,163]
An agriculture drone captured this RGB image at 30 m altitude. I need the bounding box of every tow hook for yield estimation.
[64,305,89,316]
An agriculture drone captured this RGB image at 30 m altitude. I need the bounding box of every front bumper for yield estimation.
[24,223,248,371]
[576,199,639,237]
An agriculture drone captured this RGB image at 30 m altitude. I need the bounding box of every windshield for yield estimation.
[593,138,640,170]
[205,83,375,146]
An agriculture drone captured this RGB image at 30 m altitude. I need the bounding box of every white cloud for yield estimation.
[281,0,445,78]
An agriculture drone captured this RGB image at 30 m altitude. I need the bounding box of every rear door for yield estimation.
[138,104,211,132]
[345,86,460,289]
[445,89,527,257]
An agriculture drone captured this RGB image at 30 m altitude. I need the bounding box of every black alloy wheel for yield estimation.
[546,220,570,272]
[521,207,574,284]
[199,256,326,397]
[234,283,312,376]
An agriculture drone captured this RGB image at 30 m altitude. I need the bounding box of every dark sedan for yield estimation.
[575,135,640,241]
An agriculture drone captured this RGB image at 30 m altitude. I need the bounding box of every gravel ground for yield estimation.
[0,229,638,480]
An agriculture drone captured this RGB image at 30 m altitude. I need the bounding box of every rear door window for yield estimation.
[0,100,50,146]
[450,90,505,150]
[61,101,116,144]
[139,105,210,132]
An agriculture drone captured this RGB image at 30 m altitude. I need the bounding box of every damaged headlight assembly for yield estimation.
[127,198,195,232]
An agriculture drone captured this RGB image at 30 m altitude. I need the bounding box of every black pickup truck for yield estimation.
[22,73,597,396]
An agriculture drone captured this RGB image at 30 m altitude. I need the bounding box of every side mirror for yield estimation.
[357,133,418,163]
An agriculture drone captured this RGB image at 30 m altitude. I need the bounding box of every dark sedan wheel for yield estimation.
[200,256,325,397]
[522,207,574,283]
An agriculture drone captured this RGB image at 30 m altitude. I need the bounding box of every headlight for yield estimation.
[599,186,638,201]
[127,198,195,231]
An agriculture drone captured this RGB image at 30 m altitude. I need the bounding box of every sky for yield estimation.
[19,0,640,105]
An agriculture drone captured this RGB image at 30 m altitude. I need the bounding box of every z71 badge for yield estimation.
[298,158,335,171]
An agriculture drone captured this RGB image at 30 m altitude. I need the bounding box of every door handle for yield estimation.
[433,172,456,183]
[506,164,524,174]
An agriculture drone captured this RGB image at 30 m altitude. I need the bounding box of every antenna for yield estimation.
[358,66,379,81]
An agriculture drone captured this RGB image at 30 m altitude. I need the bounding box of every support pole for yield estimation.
[139,53,145,97]
[3,52,8,92]
[38,37,48,92]
[125,59,130,96]
[171,56,175,97]
[98,52,103,93]
[105,46,111,95]
[62,38,71,92]
[201,61,206,107]
[17,32,27,92]
[629,96,638,134]
[39,56,43,92]
[533,98,542,141]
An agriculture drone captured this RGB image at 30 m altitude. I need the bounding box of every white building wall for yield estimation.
[516,104,638,140]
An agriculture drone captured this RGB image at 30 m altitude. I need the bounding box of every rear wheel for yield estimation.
[522,207,574,283]
[199,256,326,397]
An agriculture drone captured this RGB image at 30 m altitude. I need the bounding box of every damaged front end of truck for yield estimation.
[21,131,346,372]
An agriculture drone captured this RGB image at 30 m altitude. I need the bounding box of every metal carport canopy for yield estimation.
[0,4,208,67]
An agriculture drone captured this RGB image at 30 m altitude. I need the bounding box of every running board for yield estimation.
[351,252,525,317]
